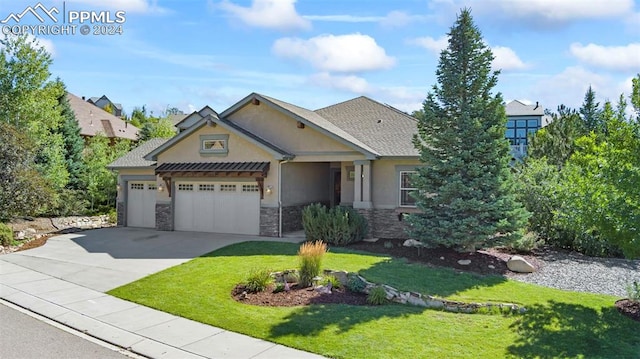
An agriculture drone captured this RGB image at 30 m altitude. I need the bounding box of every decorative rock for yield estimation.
[403,239,422,247]
[488,265,495,269]
[457,259,471,266]
[315,285,331,294]
[362,238,379,243]
[507,255,536,273]
[324,270,348,286]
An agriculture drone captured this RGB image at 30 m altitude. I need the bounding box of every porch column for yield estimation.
[353,160,372,209]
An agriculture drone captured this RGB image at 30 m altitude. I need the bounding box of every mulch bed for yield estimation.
[615,299,640,322]
[346,238,541,276]
[15,236,51,252]
[232,283,368,306]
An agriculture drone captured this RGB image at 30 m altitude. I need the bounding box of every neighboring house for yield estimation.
[505,100,551,158]
[167,112,188,129]
[108,93,421,238]
[67,92,139,141]
[86,94,124,117]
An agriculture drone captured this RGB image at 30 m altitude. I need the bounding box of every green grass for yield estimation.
[109,241,640,359]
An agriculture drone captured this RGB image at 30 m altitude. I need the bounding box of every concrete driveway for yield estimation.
[1,227,303,292]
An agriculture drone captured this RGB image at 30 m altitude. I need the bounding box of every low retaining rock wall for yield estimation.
[8,215,114,240]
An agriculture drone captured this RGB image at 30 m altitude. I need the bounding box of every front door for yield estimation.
[330,170,341,207]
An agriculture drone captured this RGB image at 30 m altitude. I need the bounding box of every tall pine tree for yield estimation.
[56,80,87,191]
[579,86,601,133]
[408,9,529,252]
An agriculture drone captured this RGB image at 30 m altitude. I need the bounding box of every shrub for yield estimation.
[507,232,544,253]
[244,268,273,293]
[346,274,367,293]
[107,209,117,224]
[322,275,342,289]
[367,286,388,305]
[626,281,640,303]
[0,223,13,247]
[298,241,327,287]
[273,282,286,293]
[302,203,368,246]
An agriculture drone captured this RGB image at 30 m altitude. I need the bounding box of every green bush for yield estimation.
[321,275,342,289]
[0,223,13,247]
[298,241,327,287]
[107,209,117,224]
[367,286,388,305]
[302,203,368,246]
[346,274,367,293]
[244,268,273,293]
[273,282,286,293]
[49,189,89,216]
[507,232,544,253]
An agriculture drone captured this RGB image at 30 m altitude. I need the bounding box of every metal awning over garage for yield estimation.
[155,161,270,198]
[156,161,269,178]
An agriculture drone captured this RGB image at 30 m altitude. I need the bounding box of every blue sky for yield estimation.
[1,0,639,117]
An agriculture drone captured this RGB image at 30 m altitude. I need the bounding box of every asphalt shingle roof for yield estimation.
[107,138,168,168]
[506,100,545,116]
[67,93,139,140]
[315,96,419,157]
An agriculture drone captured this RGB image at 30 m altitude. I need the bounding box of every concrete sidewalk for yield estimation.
[0,229,322,359]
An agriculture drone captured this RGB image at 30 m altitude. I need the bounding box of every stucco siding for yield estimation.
[371,159,422,208]
[281,162,330,206]
[228,103,355,155]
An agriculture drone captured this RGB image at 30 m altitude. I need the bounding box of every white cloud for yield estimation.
[303,14,382,23]
[65,0,166,13]
[215,0,310,31]
[309,72,373,93]
[409,36,527,71]
[407,35,448,55]
[304,10,428,27]
[491,46,528,71]
[570,43,640,71]
[531,66,628,110]
[433,0,633,25]
[272,33,396,73]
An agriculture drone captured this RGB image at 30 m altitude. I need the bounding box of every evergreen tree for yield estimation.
[408,9,529,252]
[56,80,87,191]
[579,86,601,132]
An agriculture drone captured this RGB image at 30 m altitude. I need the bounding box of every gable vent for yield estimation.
[251,98,260,106]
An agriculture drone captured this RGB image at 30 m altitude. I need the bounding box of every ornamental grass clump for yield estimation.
[298,240,327,287]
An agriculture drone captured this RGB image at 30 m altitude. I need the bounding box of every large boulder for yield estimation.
[507,255,536,273]
[403,239,422,247]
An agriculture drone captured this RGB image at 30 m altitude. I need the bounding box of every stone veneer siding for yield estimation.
[116,202,125,227]
[156,203,173,231]
[357,208,411,239]
[260,207,279,237]
[281,204,307,233]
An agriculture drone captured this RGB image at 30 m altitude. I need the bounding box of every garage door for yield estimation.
[174,182,260,235]
[127,182,156,228]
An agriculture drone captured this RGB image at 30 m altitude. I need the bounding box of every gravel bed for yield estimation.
[507,249,640,297]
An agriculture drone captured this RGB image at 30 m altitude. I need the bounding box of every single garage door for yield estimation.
[127,182,156,228]
[174,182,260,235]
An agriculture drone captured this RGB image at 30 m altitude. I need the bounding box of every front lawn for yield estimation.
[109,241,640,359]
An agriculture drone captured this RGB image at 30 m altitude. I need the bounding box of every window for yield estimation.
[200,134,229,156]
[178,184,193,191]
[505,117,541,146]
[399,171,417,207]
[147,184,157,191]
[242,184,259,192]
[130,183,144,190]
[199,184,215,191]
[220,184,236,192]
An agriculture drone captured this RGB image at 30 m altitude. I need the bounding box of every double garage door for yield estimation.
[174,182,260,235]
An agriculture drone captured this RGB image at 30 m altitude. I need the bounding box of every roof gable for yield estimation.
[144,113,293,161]
[506,100,544,116]
[107,138,168,169]
[175,106,218,130]
[221,93,379,159]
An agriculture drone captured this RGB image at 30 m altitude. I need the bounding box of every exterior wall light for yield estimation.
[158,183,164,192]
[265,185,273,195]
[116,183,121,191]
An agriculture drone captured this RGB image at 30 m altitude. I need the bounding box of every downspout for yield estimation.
[278,159,289,237]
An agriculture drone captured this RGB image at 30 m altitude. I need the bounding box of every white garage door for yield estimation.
[127,182,156,228]
[174,182,260,235]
